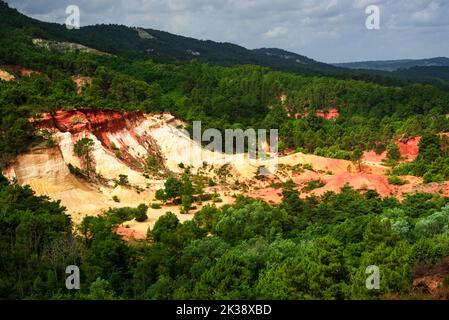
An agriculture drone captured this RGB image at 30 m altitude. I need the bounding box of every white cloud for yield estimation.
[263,26,288,38]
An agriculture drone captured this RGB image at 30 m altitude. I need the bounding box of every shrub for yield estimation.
[386,143,401,162]
[181,195,193,213]
[388,176,409,186]
[423,172,445,184]
[199,193,214,201]
[302,179,325,192]
[115,174,129,186]
[151,203,162,209]
[107,207,134,222]
[68,163,87,179]
[303,163,314,171]
[135,204,149,222]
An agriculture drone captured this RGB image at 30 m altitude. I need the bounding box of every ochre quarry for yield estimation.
[3,110,449,239]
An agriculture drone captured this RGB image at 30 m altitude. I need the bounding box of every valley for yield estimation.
[2,0,449,301]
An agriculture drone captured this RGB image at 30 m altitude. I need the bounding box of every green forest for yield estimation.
[3,175,449,299]
[2,1,449,300]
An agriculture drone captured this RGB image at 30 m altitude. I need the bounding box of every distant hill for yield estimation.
[0,1,345,76]
[334,57,449,72]
[1,0,449,89]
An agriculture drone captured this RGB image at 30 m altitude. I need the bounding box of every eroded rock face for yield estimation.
[3,110,173,220]
[32,110,163,176]
[4,145,70,186]
[315,108,340,120]
[0,69,15,81]
[2,144,132,222]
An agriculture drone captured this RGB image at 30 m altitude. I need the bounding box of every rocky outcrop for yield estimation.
[0,69,15,81]
[32,110,163,175]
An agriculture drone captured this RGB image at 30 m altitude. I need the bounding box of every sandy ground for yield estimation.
[117,192,235,240]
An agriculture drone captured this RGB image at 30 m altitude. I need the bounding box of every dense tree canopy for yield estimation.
[1,177,449,299]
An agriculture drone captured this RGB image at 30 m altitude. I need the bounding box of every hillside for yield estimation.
[334,57,449,72]
[3,0,449,89]
[0,1,343,76]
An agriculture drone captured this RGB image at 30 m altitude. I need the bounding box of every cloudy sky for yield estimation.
[5,0,449,63]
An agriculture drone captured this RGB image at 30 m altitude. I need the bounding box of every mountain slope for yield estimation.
[334,57,449,72]
[0,1,343,76]
[3,0,449,89]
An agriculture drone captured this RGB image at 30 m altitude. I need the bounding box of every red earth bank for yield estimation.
[363,137,420,163]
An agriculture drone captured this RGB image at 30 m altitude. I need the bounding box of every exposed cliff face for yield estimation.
[0,65,38,79]
[32,110,164,181]
[5,110,261,222]
[0,69,15,81]
[4,110,173,222]
[2,144,148,223]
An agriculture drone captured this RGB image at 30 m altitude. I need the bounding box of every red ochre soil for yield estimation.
[32,110,155,169]
[247,167,449,205]
[116,227,146,240]
[293,107,340,120]
[33,109,144,134]
[315,108,340,120]
[363,137,420,163]
[247,173,449,204]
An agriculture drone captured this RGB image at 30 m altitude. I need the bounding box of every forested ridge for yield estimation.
[2,1,449,300]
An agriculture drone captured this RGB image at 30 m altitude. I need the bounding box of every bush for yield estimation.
[115,174,129,186]
[135,204,149,222]
[151,203,162,209]
[386,143,401,162]
[302,179,325,192]
[107,207,134,222]
[68,163,87,179]
[423,172,445,184]
[303,164,314,171]
[145,155,162,176]
[181,195,193,213]
[112,195,120,202]
[199,193,214,201]
[388,176,409,186]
